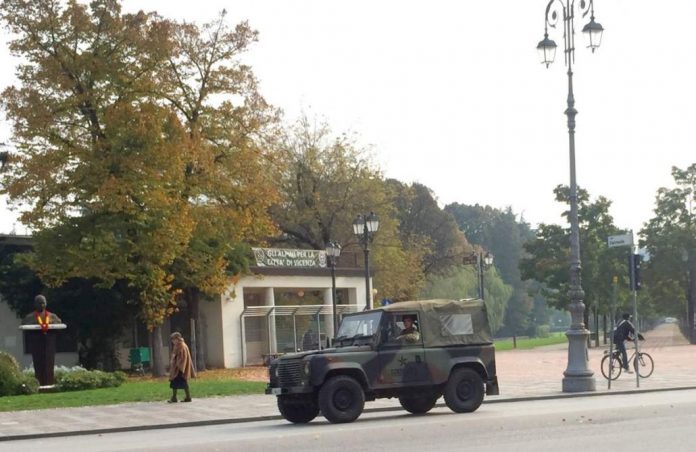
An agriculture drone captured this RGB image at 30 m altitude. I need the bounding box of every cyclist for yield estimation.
[613,313,643,374]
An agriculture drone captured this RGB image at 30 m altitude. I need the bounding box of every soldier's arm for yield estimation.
[401,331,420,343]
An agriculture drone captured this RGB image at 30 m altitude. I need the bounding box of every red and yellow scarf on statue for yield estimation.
[35,310,50,334]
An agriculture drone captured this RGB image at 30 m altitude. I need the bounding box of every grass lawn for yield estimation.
[494,332,567,351]
[0,371,266,412]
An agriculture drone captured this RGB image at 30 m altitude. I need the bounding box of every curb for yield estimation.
[2,385,696,442]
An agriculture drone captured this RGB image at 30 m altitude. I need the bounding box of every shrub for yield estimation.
[0,352,21,396]
[17,373,39,395]
[55,369,127,391]
[0,351,37,396]
[112,371,127,386]
[53,365,87,382]
[536,325,551,338]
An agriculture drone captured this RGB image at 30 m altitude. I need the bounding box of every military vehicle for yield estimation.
[266,298,499,424]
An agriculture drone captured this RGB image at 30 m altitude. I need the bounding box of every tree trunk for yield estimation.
[594,308,600,347]
[187,288,206,371]
[150,325,166,377]
[602,314,607,345]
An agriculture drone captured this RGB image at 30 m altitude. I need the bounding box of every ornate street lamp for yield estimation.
[326,241,342,336]
[463,252,494,300]
[537,0,603,393]
[353,212,379,310]
[480,252,494,300]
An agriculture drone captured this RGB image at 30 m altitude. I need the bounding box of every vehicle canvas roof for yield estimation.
[379,298,492,347]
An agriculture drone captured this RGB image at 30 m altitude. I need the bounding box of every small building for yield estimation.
[0,236,372,370]
[202,247,370,367]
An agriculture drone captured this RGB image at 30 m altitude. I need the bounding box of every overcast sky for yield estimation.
[1,0,695,235]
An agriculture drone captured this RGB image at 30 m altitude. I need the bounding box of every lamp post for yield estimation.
[537,0,603,393]
[465,252,494,300]
[683,249,696,344]
[326,241,342,336]
[478,252,494,300]
[353,212,379,310]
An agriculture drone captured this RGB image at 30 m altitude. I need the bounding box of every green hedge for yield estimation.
[0,351,39,396]
[536,325,551,338]
[4,356,127,395]
[55,370,127,392]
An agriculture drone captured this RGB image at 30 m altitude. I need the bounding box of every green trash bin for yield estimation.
[129,347,150,372]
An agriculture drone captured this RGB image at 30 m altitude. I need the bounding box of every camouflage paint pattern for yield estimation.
[266,299,499,400]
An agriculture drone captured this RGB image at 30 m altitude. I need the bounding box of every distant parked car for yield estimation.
[664,317,678,324]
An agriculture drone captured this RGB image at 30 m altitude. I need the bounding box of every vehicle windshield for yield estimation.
[335,311,382,345]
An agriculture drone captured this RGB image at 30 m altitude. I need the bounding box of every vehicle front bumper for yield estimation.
[265,385,314,395]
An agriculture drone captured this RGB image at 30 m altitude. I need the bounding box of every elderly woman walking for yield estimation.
[168,332,196,403]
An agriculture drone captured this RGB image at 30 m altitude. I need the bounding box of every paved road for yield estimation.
[0,323,693,441]
[6,389,696,452]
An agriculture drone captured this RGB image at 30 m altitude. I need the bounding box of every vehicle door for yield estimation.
[376,312,430,388]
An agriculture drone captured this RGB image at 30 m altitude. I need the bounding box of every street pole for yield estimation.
[477,253,484,300]
[537,0,604,393]
[608,275,617,389]
[353,213,378,311]
[363,232,371,310]
[687,248,696,344]
[691,256,696,344]
[326,241,342,339]
[629,234,641,388]
[330,257,338,336]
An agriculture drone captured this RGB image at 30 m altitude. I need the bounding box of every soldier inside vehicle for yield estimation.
[397,314,420,343]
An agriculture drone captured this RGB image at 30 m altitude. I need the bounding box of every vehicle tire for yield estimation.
[634,352,654,378]
[601,353,622,380]
[399,392,439,414]
[443,368,484,413]
[318,375,365,424]
[277,395,319,424]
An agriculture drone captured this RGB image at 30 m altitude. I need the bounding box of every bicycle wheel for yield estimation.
[601,353,622,380]
[634,352,654,378]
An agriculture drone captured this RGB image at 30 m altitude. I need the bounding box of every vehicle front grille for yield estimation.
[277,359,304,386]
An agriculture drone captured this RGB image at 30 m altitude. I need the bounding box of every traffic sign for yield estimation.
[607,233,632,248]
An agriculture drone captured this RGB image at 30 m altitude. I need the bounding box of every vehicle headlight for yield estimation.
[303,360,311,376]
[272,365,279,378]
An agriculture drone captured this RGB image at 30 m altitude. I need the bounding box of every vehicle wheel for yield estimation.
[601,354,622,380]
[277,395,319,424]
[399,392,439,414]
[318,375,365,423]
[634,352,654,378]
[443,368,484,413]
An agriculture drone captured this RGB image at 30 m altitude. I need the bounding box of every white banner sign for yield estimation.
[607,233,632,248]
[253,248,327,268]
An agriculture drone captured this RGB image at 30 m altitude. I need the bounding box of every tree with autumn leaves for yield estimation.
[268,116,479,303]
[0,0,277,373]
[0,0,498,363]
[268,116,425,301]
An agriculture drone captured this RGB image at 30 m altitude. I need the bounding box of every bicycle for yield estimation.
[601,342,654,380]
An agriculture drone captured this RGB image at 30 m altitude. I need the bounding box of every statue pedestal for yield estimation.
[19,324,67,387]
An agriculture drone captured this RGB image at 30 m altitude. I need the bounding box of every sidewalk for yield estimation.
[1,323,694,441]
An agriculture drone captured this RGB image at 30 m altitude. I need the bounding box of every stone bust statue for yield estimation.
[21,295,62,328]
